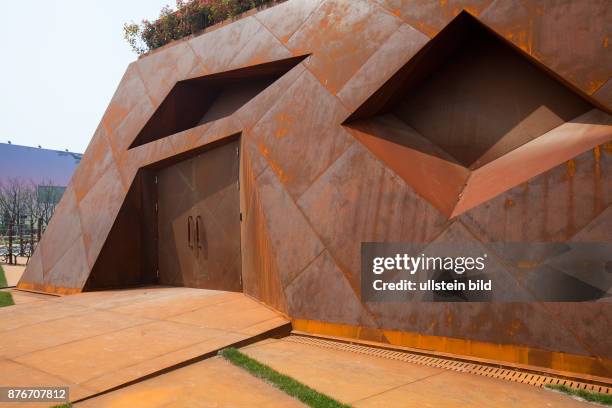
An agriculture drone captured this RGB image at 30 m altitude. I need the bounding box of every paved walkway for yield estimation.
[1,288,49,305]
[0,287,288,405]
[77,356,305,408]
[1,263,25,287]
[0,288,594,407]
[74,336,592,407]
[240,337,590,407]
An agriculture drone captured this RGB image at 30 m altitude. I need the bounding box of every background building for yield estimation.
[0,142,82,186]
[0,142,82,263]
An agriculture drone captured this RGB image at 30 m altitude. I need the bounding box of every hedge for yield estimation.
[124,0,277,55]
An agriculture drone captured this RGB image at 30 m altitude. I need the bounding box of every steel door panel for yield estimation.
[193,140,242,291]
[157,139,241,291]
[157,158,196,286]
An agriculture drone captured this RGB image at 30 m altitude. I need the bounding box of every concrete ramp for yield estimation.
[0,287,289,402]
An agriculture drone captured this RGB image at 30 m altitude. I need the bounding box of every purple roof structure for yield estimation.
[0,143,82,186]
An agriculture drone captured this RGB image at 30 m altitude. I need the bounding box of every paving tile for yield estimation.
[239,315,290,336]
[82,332,249,392]
[242,338,442,403]
[78,357,305,408]
[14,321,227,385]
[353,369,588,408]
[6,290,49,305]
[56,286,210,310]
[108,289,239,320]
[1,264,26,287]
[168,296,282,332]
[0,359,93,403]
[0,301,89,332]
[0,310,149,359]
[1,287,290,402]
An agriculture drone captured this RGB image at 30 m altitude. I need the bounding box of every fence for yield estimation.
[0,220,44,264]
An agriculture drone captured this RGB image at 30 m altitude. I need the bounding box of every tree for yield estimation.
[0,179,63,263]
[0,178,28,264]
[22,181,41,259]
[36,180,61,229]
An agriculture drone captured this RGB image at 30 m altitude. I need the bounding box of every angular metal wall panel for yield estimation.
[480,0,611,96]
[374,0,494,37]
[241,138,288,313]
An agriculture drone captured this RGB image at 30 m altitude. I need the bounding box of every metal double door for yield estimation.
[157,140,242,291]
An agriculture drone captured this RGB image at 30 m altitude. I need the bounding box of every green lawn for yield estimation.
[0,265,13,307]
[0,264,8,287]
[0,291,14,307]
[546,384,612,405]
[220,347,351,408]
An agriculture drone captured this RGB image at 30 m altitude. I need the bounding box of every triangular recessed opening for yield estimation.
[129,55,308,149]
[345,11,596,169]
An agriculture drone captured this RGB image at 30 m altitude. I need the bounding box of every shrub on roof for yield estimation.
[124,0,275,55]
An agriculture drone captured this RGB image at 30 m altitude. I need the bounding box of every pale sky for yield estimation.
[0,0,172,153]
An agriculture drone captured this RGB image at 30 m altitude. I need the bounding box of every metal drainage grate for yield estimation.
[285,334,612,394]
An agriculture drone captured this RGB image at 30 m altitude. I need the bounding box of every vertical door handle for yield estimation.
[187,216,194,249]
[196,216,203,249]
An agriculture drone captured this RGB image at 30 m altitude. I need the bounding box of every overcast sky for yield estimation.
[0,0,171,153]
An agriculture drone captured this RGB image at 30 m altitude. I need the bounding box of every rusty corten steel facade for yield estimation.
[18,0,612,378]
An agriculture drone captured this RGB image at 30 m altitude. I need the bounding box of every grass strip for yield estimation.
[0,291,14,307]
[51,404,72,408]
[546,384,612,405]
[0,265,8,287]
[220,347,351,408]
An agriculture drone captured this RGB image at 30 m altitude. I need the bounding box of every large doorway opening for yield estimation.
[156,138,242,291]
